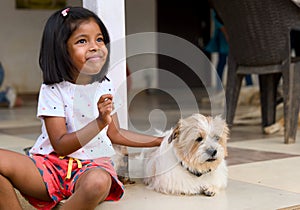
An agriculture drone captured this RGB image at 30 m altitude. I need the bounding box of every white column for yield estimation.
[83,0,128,129]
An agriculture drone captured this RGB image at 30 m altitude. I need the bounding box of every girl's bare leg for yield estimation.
[0,173,22,210]
[60,168,112,210]
[0,149,52,209]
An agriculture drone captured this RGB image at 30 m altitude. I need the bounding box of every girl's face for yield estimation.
[67,18,108,80]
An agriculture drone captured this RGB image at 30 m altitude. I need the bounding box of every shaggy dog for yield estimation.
[143,113,229,196]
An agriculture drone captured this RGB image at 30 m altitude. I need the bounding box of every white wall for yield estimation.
[0,1,49,93]
[0,0,81,93]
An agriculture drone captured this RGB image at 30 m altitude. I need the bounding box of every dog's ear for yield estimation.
[223,139,228,157]
[223,123,229,157]
[212,115,229,157]
[168,124,180,143]
[219,119,229,157]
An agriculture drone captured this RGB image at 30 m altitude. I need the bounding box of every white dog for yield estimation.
[143,113,229,196]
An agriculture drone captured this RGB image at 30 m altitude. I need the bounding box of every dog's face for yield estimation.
[168,113,229,174]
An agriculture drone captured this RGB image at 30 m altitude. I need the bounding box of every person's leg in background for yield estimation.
[0,63,4,87]
[0,62,20,108]
[291,30,300,57]
[0,63,9,104]
[245,74,253,86]
[216,53,227,90]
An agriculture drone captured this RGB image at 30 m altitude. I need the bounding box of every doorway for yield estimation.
[157,0,211,89]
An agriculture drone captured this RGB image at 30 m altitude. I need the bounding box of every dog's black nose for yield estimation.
[207,148,217,157]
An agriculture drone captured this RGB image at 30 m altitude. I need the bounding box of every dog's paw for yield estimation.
[202,186,217,196]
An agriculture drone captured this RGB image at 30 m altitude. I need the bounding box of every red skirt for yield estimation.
[22,153,124,210]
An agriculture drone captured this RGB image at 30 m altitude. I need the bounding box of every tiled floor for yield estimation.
[0,89,300,210]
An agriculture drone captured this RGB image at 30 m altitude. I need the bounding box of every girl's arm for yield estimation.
[44,95,113,156]
[107,114,163,147]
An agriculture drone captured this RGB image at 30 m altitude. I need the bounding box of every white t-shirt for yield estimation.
[30,79,119,159]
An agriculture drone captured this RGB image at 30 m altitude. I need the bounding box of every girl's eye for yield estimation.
[76,39,86,44]
[97,37,104,43]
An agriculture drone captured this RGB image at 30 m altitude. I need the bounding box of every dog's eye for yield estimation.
[196,137,203,142]
[214,136,220,141]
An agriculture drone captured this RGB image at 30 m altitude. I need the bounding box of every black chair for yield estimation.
[212,0,300,143]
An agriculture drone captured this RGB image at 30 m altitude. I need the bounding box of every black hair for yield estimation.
[39,6,110,85]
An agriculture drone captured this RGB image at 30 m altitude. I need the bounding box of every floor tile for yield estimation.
[228,157,300,194]
[98,179,300,210]
[228,136,300,155]
[226,147,299,165]
[0,134,35,154]
[0,118,40,129]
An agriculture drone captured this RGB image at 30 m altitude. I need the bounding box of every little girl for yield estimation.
[0,7,162,210]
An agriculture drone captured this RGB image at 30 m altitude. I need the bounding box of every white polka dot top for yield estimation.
[29,79,119,159]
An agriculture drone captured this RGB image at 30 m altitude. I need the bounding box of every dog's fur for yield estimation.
[143,113,229,196]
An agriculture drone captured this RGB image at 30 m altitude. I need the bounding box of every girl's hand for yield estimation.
[97,94,113,126]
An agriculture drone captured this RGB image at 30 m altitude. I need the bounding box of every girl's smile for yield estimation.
[87,55,102,61]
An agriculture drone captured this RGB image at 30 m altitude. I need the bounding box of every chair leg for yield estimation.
[225,56,243,127]
[283,63,300,143]
[258,74,281,129]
